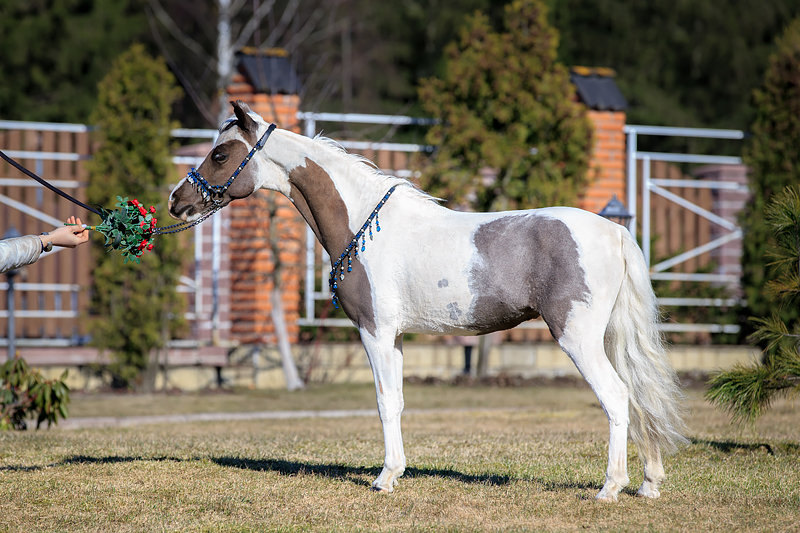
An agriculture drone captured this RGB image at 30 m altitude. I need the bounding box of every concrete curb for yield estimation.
[55,406,526,430]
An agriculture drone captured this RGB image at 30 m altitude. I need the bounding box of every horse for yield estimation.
[168,101,687,501]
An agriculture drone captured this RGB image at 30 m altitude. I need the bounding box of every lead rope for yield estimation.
[0,123,278,240]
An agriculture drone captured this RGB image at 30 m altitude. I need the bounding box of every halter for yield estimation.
[186,123,277,206]
[329,185,398,309]
[154,122,277,235]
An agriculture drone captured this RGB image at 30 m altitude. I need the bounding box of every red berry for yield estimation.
[150,206,156,213]
[147,244,154,251]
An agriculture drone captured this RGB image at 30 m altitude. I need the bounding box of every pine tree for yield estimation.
[87,44,187,389]
[739,18,800,337]
[707,186,800,422]
[417,0,592,212]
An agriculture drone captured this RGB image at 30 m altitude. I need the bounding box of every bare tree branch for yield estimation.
[146,5,217,125]
[233,0,279,50]
[251,0,300,49]
[148,0,211,63]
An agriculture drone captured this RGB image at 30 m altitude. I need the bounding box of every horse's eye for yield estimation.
[212,152,228,163]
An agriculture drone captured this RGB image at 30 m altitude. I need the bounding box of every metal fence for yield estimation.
[625,125,746,334]
[1,116,749,345]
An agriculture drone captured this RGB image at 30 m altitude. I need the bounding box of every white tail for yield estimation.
[606,232,688,457]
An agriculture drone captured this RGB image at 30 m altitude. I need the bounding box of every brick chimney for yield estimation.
[226,48,305,344]
[570,67,628,215]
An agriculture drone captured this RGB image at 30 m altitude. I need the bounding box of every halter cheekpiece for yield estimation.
[187,123,277,205]
[329,185,398,309]
[152,122,278,236]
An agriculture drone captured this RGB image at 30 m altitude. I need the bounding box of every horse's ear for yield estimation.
[231,100,257,133]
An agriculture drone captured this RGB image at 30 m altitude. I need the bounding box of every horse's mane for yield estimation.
[311,135,439,205]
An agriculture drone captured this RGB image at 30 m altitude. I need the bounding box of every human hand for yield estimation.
[41,216,90,249]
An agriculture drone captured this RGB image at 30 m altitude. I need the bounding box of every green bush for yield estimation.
[739,18,800,339]
[87,44,187,389]
[418,0,592,212]
[0,357,70,430]
[707,186,800,423]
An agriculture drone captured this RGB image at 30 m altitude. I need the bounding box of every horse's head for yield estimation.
[168,101,283,221]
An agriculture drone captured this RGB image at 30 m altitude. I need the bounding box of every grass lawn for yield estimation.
[0,383,798,531]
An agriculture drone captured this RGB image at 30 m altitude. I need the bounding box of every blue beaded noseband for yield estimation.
[329,185,398,309]
[187,123,277,205]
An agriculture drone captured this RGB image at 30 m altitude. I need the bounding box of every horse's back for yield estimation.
[387,204,626,338]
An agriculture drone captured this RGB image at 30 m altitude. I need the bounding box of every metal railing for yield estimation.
[0,120,218,347]
[2,117,750,340]
[625,124,746,334]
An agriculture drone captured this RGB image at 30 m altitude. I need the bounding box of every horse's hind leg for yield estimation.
[637,447,665,498]
[361,330,406,492]
[558,320,630,502]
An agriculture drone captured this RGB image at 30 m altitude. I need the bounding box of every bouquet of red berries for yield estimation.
[92,196,158,263]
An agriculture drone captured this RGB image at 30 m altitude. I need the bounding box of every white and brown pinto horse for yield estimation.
[169,102,686,501]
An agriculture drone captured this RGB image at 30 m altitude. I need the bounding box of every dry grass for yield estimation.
[0,383,798,532]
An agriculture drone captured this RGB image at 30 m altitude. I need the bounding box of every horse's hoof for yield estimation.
[595,484,622,502]
[595,493,619,503]
[370,485,393,494]
[636,483,661,499]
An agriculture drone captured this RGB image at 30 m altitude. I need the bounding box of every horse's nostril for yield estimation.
[170,203,194,220]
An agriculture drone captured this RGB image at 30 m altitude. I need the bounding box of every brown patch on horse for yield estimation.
[289,158,376,334]
[467,215,590,339]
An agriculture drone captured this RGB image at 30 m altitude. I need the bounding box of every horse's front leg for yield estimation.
[361,330,406,492]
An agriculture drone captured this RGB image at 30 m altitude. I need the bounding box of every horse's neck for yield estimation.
[268,132,387,256]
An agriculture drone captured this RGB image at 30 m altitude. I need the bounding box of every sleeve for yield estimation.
[0,235,43,273]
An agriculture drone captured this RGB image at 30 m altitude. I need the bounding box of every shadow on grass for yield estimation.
[690,438,800,455]
[0,454,184,472]
[210,456,601,492]
[2,454,601,493]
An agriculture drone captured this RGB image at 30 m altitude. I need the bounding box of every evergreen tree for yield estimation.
[418,0,592,212]
[87,44,187,389]
[0,0,148,123]
[707,186,800,422]
[740,18,800,337]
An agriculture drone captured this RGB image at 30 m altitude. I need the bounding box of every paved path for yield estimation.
[57,406,524,430]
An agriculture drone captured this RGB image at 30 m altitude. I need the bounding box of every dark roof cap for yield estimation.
[570,67,627,111]
[236,47,302,94]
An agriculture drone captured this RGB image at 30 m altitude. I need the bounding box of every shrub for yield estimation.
[0,357,70,430]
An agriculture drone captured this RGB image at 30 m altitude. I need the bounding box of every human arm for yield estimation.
[39,216,89,250]
[1,217,89,274]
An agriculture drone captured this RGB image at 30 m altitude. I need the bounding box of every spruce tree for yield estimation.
[707,186,800,422]
[417,0,592,212]
[739,18,800,336]
[87,44,186,389]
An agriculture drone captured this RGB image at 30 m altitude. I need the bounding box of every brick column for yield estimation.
[577,110,627,214]
[226,72,305,344]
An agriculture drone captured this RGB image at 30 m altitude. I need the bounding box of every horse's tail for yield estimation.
[606,230,688,457]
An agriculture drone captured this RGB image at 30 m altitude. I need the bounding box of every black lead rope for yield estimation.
[0,149,104,217]
[0,122,278,238]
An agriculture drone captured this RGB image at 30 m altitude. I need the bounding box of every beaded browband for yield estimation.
[329,185,398,309]
[187,123,277,205]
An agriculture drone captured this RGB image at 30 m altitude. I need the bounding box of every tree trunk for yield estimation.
[216,0,233,123]
[265,193,305,391]
[476,334,492,378]
[271,287,304,391]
